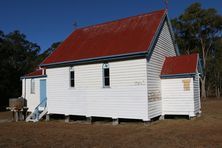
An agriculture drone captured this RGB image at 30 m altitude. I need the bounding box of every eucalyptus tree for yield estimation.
[172,3,222,98]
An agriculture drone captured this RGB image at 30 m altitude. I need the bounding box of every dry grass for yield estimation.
[0,99,222,148]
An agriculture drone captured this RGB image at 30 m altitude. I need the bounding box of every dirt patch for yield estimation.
[0,99,222,147]
[0,111,12,123]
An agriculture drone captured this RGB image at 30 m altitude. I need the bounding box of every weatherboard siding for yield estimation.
[23,78,46,111]
[147,21,176,119]
[47,58,149,120]
[161,78,196,116]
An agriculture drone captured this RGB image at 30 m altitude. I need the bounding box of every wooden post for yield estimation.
[65,115,70,123]
[112,118,119,125]
[159,115,165,120]
[19,110,24,121]
[189,116,196,120]
[197,113,201,117]
[12,111,15,121]
[23,108,28,121]
[144,121,151,126]
[86,117,92,124]
[15,111,19,122]
[46,114,50,121]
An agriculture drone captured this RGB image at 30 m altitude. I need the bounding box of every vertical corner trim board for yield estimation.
[147,21,176,119]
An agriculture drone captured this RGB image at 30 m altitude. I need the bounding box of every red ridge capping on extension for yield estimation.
[42,9,166,65]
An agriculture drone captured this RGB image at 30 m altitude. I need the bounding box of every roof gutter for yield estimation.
[40,51,148,68]
[160,73,197,79]
[20,75,47,79]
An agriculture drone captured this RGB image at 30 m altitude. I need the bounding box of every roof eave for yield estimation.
[20,75,47,79]
[160,73,197,79]
[146,11,180,60]
[165,14,180,56]
[146,11,167,61]
[40,51,148,68]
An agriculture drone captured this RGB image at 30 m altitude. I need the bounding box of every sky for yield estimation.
[0,0,221,52]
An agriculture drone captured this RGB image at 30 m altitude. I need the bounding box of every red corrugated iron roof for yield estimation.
[24,69,45,78]
[161,53,198,75]
[42,9,166,65]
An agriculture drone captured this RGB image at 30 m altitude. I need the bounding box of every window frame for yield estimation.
[102,63,110,88]
[70,67,75,88]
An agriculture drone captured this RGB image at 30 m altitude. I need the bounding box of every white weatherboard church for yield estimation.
[21,9,201,122]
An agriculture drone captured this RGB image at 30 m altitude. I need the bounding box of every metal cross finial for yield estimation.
[73,21,78,29]
[163,0,168,10]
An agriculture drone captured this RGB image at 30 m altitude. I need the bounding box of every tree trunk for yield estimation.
[220,80,222,99]
[216,87,218,98]
[218,72,221,98]
[200,77,206,98]
[216,87,220,98]
[206,86,210,97]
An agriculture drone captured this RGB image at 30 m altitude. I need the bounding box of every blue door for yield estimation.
[40,79,47,107]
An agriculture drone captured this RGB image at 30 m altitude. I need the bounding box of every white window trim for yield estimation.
[69,67,75,88]
[102,63,110,88]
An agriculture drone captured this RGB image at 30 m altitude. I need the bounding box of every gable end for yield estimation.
[146,13,179,61]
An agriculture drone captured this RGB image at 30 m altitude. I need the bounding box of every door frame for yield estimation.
[39,79,47,107]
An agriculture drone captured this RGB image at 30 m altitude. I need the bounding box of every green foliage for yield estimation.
[0,30,61,110]
[171,2,222,97]
[37,41,61,64]
[214,39,222,70]
[172,2,222,56]
[209,39,222,97]
[0,30,40,110]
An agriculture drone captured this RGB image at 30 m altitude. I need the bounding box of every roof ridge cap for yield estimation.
[76,9,166,31]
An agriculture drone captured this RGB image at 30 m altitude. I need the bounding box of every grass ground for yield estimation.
[0,99,222,148]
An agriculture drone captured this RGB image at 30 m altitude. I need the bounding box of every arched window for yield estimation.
[103,63,110,87]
